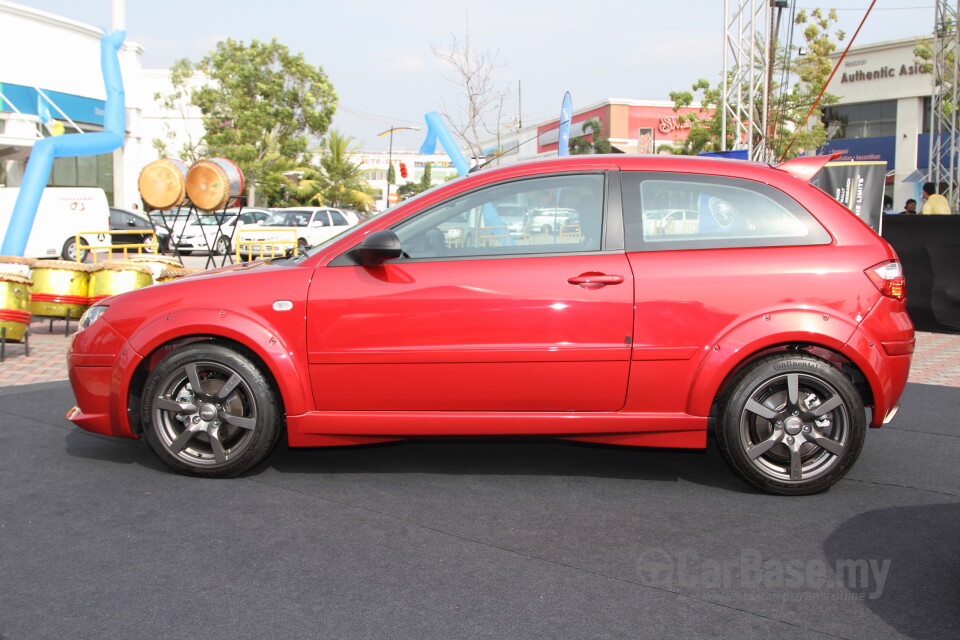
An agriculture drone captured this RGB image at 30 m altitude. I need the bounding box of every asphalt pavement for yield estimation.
[0,375,957,640]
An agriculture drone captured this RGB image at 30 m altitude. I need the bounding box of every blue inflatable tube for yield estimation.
[1,30,127,256]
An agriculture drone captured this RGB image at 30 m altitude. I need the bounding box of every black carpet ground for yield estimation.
[0,381,957,640]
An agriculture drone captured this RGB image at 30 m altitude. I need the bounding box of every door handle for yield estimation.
[568,272,624,288]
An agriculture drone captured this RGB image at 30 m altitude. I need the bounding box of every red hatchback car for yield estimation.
[67,154,913,494]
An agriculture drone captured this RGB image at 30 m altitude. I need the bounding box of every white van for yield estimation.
[0,187,110,261]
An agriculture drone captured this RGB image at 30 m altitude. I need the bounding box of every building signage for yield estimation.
[840,63,928,84]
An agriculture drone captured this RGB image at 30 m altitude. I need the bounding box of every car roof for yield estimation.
[469,154,815,184]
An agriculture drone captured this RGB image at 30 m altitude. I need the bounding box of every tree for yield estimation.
[669,8,844,159]
[151,59,206,162]
[166,38,337,205]
[433,30,509,163]
[420,162,433,190]
[293,130,373,213]
[569,118,612,155]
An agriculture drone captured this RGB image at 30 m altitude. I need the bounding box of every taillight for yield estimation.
[865,260,905,301]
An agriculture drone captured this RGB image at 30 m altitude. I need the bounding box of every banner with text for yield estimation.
[814,161,887,234]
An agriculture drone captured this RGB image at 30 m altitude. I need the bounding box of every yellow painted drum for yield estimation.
[156,267,204,283]
[0,256,37,278]
[139,158,188,210]
[0,272,32,342]
[127,254,184,280]
[186,158,245,212]
[88,262,154,304]
[29,260,91,318]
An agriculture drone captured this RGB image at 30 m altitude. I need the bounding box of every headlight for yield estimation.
[77,304,109,332]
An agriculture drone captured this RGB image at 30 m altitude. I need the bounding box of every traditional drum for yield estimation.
[127,254,184,280]
[88,262,154,304]
[138,158,188,210]
[29,260,91,319]
[0,256,37,278]
[156,267,204,283]
[0,272,32,342]
[185,158,245,212]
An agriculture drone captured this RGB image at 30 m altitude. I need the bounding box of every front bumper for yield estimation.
[67,320,141,439]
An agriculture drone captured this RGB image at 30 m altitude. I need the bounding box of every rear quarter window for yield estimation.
[622,172,831,251]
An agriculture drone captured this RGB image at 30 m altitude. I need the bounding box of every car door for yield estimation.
[306,172,635,413]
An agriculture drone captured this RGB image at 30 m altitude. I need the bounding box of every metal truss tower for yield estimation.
[927,0,960,211]
[722,0,777,162]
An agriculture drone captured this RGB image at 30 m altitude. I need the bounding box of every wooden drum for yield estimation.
[29,261,91,319]
[88,262,155,304]
[157,267,203,283]
[0,256,37,278]
[139,158,188,210]
[185,158,245,212]
[0,272,32,342]
[127,254,184,280]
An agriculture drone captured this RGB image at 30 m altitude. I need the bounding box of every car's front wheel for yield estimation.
[61,236,89,262]
[141,343,282,477]
[716,353,865,495]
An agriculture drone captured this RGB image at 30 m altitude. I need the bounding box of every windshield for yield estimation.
[264,211,311,227]
[196,214,237,226]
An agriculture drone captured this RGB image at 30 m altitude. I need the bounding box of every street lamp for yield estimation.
[378,126,420,209]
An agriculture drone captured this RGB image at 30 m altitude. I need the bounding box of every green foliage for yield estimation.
[397,162,436,202]
[569,118,612,155]
[669,8,844,159]
[387,163,396,186]
[165,38,337,204]
[292,130,373,213]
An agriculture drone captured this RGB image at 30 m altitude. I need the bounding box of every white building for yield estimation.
[0,2,156,208]
[355,150,460,211]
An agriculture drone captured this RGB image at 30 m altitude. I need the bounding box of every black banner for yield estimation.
[814,161,887,233]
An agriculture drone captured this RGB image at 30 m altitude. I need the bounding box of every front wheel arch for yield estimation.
[128,335,284,437]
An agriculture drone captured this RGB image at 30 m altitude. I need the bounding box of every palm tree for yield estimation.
[295,130,373,212]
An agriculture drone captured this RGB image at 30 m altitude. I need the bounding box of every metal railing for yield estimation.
[76,230,159,263]
[234,227,299,261]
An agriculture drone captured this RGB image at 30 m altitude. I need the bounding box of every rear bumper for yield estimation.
[843,297,914,427]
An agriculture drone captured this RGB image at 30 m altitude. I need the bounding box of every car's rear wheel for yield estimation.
[141,343,282,477]
[716,353,865,495]
[214,236,230,255]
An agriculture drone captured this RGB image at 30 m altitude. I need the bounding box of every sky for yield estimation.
[13,1,940,152]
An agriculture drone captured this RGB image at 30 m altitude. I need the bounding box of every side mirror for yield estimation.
[358,229,402,266]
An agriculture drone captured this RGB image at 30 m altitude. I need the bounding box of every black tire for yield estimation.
[140,343,282,477]
[214,236,230,256]
[61,236,89,262]
[716,353,865,495]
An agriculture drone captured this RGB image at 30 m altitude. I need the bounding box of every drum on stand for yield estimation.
[88,262,154,304]
[0,272,33,342]
[185,158,245,212]
[139,158,188,211]
[29,261,91,319]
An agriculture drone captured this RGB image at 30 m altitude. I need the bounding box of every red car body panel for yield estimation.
[66,154,913,454]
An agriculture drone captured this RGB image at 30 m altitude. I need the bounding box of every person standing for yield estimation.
[900,199,917,215]
[921,182,951,214]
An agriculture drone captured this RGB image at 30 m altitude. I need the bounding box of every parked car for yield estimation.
[67,154,914,494]
[239,207,359,256]
[109,207,169,253]
[173,207,271,255]
[149,207,196,247]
